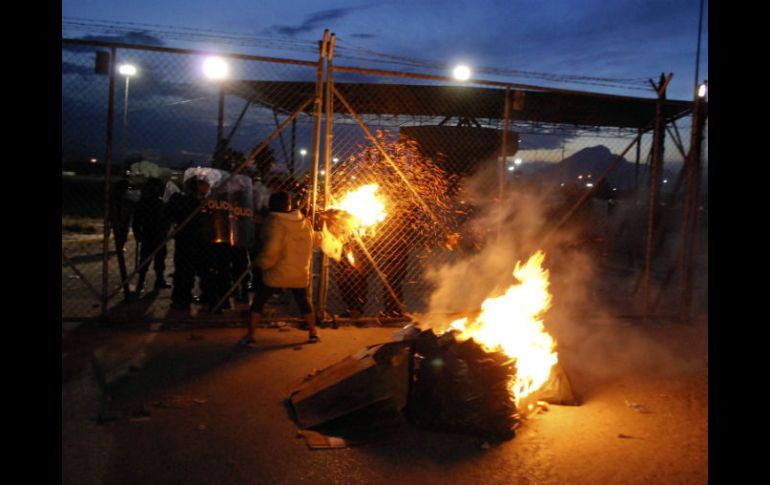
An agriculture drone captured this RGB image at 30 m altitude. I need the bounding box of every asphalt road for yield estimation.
[62,316,707,485]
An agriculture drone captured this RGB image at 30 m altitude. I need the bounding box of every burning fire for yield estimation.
[332,183,387,234]
[448,250,557,406]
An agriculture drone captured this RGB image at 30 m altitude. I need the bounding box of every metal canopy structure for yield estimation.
[223,80,694,130]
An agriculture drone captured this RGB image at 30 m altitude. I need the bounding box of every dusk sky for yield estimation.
[62,0,708,101]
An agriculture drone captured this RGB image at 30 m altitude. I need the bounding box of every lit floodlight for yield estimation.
[300,149,308,156]
[118,64,137,76]
[90,158,97,163]
[508,166,515,172]
[698,82,707,98]
[453,64,471,81]
[586,182,594,188]
[203,56,229,80]
[514,158,522,166]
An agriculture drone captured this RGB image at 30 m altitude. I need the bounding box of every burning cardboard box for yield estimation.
[288,251,577,441]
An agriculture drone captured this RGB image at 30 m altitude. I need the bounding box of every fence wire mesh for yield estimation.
[62,39,706,323]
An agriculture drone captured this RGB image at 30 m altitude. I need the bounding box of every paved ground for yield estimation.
[62,315,707,485]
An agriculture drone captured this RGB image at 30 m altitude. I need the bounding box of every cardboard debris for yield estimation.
[297,429,349,449]
[288,327,579,442]
[288,341,411,429]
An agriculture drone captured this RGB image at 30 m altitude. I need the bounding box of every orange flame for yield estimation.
[332,183,387,235]
[449,250,557,406]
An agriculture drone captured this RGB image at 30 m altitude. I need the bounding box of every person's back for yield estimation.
[242,191,320,344]
[258,207,313,289]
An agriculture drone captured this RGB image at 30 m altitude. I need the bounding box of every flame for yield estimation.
[332,184,387,234]
[346,251,356,266]
[450,250,557,406]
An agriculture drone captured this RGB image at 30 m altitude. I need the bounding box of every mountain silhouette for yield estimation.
[522,145,679,191]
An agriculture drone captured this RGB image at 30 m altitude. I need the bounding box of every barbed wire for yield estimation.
[62,17,654,93]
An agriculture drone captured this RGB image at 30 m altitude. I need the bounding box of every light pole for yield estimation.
[118,63,137,176]
[203,56,229,164]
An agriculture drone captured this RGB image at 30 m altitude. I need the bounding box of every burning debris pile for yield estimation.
[405,329,519,441]
[288,251,576,443]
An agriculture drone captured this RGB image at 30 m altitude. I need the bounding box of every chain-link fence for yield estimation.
[62,37,706,324]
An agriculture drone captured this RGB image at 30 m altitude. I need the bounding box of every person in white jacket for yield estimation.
[240,191,320,344]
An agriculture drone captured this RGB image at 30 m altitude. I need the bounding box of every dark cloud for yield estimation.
[62,31,166,51]
[272,7,350,36]
[270,3,383,37]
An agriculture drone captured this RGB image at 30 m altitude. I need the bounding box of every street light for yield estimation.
[118,63,137,173]
[203,57,230,160]
[300,148,307,168]
[453,64,471,81]
[203,56,229,80]
[698,81,707,98]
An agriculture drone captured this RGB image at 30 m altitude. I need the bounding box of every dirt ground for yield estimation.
[62,313,707,485]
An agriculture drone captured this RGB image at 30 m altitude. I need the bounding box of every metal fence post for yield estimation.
[643,74,671,315]
[101,46,117,319]
[318,33,336,321]
[308,30,329,320]
[680,89,707,321]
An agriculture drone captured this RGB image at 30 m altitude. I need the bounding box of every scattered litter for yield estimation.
[129,416,152,422]
[269,321,288,328]
[624,400,653,414]
[196,424,207,431]
[279,326,291,332]
[193,398,207,405]
[480,441,491,450]
[618,433,642,440]
[297,429,348,449]
[293,346,303,351]
[188,333,204,341]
